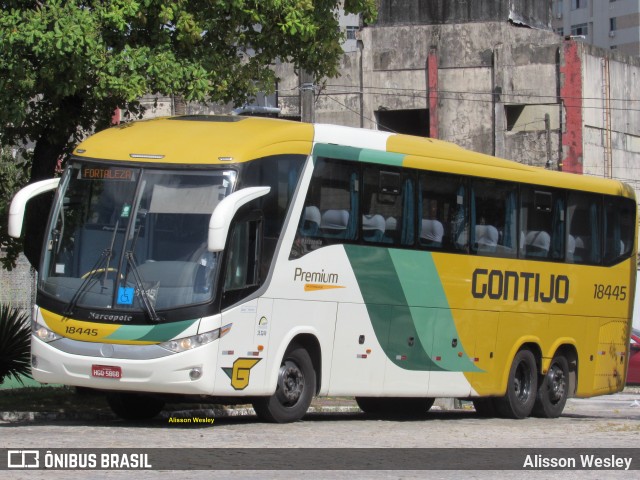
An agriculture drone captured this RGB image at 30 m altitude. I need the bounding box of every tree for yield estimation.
[0,147,30,270]
[0,0,377,267]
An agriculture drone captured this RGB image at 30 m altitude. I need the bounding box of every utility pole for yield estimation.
[300,70,315,123]
[545,113,552,169]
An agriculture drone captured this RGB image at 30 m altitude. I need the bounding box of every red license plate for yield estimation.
[92,365,122,379]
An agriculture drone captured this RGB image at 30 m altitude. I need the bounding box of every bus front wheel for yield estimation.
[495,349,538,419]
[252,345,316,423]
[532,355,569,418]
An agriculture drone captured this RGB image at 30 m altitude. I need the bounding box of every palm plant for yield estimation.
[0,304,32,385]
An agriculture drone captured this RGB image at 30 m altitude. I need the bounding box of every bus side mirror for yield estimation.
[208,186,270,252]
[8,178,61,238]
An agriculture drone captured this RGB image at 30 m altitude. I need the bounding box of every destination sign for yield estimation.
[81,167,135,181]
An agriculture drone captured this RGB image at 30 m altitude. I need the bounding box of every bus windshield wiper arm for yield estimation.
[64,248,111,316]
[125,252,160,323]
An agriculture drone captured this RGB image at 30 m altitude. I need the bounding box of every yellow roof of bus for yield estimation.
[73,115,635,200]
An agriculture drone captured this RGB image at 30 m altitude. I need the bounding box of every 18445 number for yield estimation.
[593,284,627,301]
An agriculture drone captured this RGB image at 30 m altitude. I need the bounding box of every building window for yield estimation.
[554,27,564,36]
[571,23,588,36]
[346,26,359,40]
[610,17,617,32]
[571,0,586,9]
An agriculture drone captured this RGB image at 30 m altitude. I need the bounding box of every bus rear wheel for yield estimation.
[495,349,538,419]
[252,345,316,423]
[355,397,435,417]
[106,392,165,421]
[532,355,569,418]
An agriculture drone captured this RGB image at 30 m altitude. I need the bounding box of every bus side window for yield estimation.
[603,196,636,265]
[471,179,517,258]
[567,192,601,264]
[419,172,468,252]
[520,187,565,261]
[291,158,358,258]
[222,215,262,308]
[361,166,411,246]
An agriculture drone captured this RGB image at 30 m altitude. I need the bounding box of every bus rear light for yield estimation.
[435,356,441,361]
[247,351,260,356]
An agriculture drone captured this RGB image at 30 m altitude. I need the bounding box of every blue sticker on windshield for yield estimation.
[121,204,131,218]
[117,287,134,305]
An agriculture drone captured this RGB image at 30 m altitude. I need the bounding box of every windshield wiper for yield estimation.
[63,248,112,317]
[124,252,161,323]
[65,216,123,317]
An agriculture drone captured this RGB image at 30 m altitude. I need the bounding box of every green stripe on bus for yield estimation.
[389,249,480,372]
[105,319,197,342]
[344,245,443,371]
[345,245,480,373]
[312,144,405,166]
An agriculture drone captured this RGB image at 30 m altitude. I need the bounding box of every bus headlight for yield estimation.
[160,323,231,353]
[33,321,62,343]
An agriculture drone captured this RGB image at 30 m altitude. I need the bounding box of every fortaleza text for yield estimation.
[167,417,215,424]
[523,454,632,470]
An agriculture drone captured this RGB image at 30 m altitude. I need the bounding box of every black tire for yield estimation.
[495,349,538,419]
[472,398,497,417]
[252,345,316,423]
[532,355,569,418]
[106,392,165,421]
[355,397,435,417]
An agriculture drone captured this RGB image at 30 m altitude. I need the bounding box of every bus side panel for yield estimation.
[591,317,628,395]
[328,303,386,396]
[215,299,271,396]
[452,309,499,396]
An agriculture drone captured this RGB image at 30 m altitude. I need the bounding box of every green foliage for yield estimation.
[0,147,30,270]
[0,0,377,264]
[0,0,378,153]
[0,304,32,386]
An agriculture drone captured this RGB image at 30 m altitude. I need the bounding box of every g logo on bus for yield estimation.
[222,357,262,390]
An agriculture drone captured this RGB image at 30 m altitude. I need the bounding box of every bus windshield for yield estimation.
[41,161,237,314]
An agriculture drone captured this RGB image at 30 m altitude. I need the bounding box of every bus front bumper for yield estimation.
[30,335,219,395]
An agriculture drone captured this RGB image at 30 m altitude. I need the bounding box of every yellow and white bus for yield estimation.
[9,115,637,422]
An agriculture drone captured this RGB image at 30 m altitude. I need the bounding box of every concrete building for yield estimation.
[551,0,640,57]
[275,0,640,197]
[132,1,640,198]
